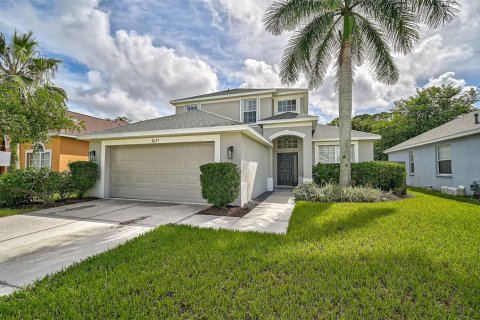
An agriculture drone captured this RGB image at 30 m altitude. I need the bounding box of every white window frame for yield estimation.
[273,94,301,115]
[409,151,415,175]
[184,104,199,112]
[277,99,297,113]
[314,141,359,164]
[276,136,299,149]
[436,144,452,176]
[241,98,258,123]
[25,143,52,169]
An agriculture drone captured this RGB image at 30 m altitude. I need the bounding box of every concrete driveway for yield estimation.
[0,199,207,296]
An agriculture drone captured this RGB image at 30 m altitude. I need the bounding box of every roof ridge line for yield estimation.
[198,109,241,124]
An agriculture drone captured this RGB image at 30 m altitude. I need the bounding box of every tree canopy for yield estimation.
[0,31,77,161]
[328,85,479,160]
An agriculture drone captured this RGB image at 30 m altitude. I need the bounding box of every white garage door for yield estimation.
[110,142,214,203]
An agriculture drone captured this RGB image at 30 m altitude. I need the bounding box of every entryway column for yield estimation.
[303,138,313,183]
[267,147,273,191]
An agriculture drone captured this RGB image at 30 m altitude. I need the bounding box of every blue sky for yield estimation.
[0,0,478,123]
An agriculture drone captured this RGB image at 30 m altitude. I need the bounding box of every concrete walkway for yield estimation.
[179,190,295,234]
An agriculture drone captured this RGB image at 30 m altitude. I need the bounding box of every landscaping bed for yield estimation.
[196,191,273,217]
[1,189,479,318]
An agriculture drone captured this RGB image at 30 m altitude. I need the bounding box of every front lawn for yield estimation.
[1,189,479,318]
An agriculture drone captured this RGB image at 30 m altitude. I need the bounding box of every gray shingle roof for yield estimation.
[384,111,480,153]
[261,112,317,121]
[170,88,307,103]
[313,124,381,140]
[82,110,241,136]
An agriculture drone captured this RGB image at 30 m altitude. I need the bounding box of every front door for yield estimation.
[277,153,297,186]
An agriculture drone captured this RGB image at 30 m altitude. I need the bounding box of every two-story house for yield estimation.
[81,88,380,205]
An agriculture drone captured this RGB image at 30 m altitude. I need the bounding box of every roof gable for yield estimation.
[385,111,480,153]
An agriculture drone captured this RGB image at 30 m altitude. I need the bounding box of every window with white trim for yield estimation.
[276,136,298,149]
[242,99,257,123]
[27,144,51,168]
[409,151,415,174]
[318,145,354,163]
[185,104,198,112]
[278,99,296,112]
[436,145,452,175]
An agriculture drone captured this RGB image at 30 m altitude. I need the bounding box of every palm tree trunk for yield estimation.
[338,39,353,187]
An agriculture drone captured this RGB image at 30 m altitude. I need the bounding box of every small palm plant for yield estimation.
[264,0,459,187]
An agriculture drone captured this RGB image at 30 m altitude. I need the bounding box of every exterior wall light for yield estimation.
[227,146,234,159]
[89,150,96,162]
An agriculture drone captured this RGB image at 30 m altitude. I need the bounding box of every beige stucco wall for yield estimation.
[201,101,240,121]
[175,106,184,114]
[260,97,273,120]
[240,133,269,204]
[358,140,375,162]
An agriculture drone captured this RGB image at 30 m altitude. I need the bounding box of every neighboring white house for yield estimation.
[385,111,480,196]
[80,88,380,205]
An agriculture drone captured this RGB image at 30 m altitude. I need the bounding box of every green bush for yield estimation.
[313,161,406,195]
[199,162,240,208]
[294,182,398,203]
[0,169,34,207]
[0,168,71,207]
[68,161,98,199]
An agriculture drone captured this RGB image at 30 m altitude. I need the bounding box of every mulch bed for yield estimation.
[16,197,99,211]
[196,191,273,217]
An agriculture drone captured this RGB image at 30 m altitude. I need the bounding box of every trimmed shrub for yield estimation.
[199,162,240,208]
[294,182,398,203]
[313,161,406,195]
[68,161,98,198]
[0,168,70,207]
[0,169,34,207]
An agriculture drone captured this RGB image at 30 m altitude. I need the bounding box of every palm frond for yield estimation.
[354,14,399,85]
[358,0,420,54]
[264,0,341,35]
[279,12,339,85]
[407,0,460,28]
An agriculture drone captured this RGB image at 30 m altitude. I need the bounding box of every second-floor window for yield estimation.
[278,99,296,113]
[185,104,198,112]
[242,99,257,123]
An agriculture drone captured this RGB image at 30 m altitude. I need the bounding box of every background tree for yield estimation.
[264,0,459,187]
[0,31,77,165]
[328,85,479,159]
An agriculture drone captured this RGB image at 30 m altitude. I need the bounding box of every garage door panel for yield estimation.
[110,142,213,203]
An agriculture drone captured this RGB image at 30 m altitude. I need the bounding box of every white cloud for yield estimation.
[424,72,466,88]
[0,0,218,120]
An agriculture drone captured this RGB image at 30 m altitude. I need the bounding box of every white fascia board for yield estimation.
[170,90,276,105]
[275,90,308,96]
[55,133,79,139]
[312,135,381,142]
[79,125,273,147]
[384,129,480,153]
[257,117,317,125]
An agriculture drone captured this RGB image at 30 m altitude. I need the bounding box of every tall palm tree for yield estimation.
[264,0,459,187]
[0,30,66,98]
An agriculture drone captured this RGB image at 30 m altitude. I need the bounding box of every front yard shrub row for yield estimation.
[313,161,407,195]
[294,182,398,203]
[200,162,240,207]
[0,161,98,207]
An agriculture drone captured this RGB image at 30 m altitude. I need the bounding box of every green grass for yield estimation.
[1,189,479,319]
[0,207,41,218]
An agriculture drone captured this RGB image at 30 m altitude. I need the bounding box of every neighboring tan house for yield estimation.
[80,88,381,205]
[19,111,124,172]
[385,111,480,196]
